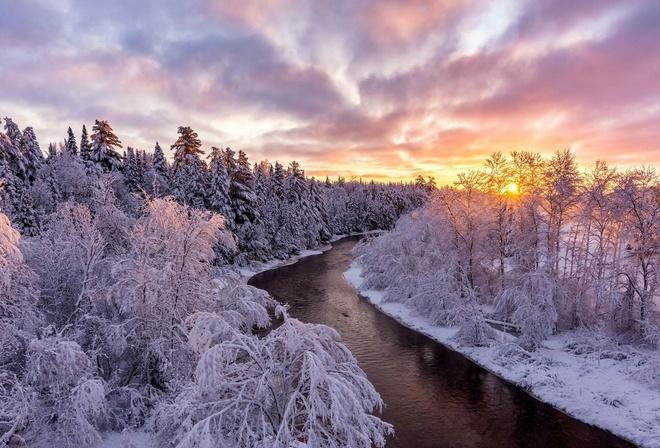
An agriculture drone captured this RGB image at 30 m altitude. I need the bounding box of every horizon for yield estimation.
[2,0,660,183]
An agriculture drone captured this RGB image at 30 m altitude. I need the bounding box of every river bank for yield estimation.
[345,259,660,448]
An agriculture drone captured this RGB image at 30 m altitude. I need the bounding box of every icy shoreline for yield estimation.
[234,231,384,280]
[344,260,660,448]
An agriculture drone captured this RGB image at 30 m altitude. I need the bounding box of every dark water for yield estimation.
[249,237,635,448]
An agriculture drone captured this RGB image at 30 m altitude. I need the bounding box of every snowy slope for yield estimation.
[345,261,660,448]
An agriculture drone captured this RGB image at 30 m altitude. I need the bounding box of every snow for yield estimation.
[329,230,383,243]
[102,430,154,448]
[345,261,660,448]
[237,246,332,278]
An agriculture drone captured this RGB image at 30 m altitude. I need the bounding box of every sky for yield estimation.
[1,0,659,183]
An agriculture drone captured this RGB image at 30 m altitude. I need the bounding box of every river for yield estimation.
[248,236,634,448]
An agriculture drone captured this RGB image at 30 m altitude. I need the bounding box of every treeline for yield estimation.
[0,118,426,264]
[0,117,408,446]
[356,150,658,350]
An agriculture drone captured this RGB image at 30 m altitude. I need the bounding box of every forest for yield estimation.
[356,150,658,346]
[2,115,658,447]
[0,117,427,447]
[351,150,659,445]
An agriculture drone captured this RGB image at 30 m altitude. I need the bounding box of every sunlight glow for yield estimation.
[503,182,519,195]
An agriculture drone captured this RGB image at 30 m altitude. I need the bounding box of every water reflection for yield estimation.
[249,237,633,448]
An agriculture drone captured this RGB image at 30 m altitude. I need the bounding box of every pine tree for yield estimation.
[1,118,27,180]
[19,126,43,182]
[171,127,202,173]
[170,126,207,208]
[207,147,233,222]
[125,147,143,192]
[90,120,123,172]
[309,178,331,242]
[0,127,21,215]
[286,161,306,204]
[231,150,258,225]
[153,141,168,177]
[79,125,91,161]
[47,142,57,160]
[221,147,237,177]
[254,160,271,201]
[3,117,22,146]
[65,126,78,156]
[272,161,285,199]
[0,119,39,234]
[230,150,267,260]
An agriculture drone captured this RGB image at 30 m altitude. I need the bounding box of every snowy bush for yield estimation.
[355,206,479,327]
[493,273,558,351]
[22,202,108,325]
[633,358,660,391]
[112,198,231,386]
[491,343,533,366]
[0,370,31,446]
[213,281,277,330]
[156,311,392,448]
[452,314,499,347]
[25,336,107,447]
[0,212,39,370]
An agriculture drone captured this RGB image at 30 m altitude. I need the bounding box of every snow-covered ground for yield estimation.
[345,261,660,448]
[329,230,383,243]
[102,430,154,448]
[237,246,331,278]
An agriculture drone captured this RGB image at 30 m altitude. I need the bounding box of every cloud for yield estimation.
[0,0,658,182]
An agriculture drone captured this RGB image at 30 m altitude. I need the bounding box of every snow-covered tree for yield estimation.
[90,120,123,172]
[65,126,78,156]
[493,273,559,350]
[206,147,232,221]
[229,150,267,261]
[24,335,107,447]
[616,168,658,337]
[125,147,144,193]
[112,198,232,386]
[0,212,40,369]
[3,117,22,146]
[19,126,44,182]
[156,310,392,448]
[23,202,107,326]
[170,127,207,208]
[79,125,91,161]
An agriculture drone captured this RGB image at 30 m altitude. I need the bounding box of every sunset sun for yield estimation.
[503,182,519,195]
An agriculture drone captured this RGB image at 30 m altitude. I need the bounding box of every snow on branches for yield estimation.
[156,310,392,448]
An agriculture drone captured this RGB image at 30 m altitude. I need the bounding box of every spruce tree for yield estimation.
[79,125,91,161]
[231,150,258,225]
[47,142,57,160]
[170,126,207,208]
[3,117,22,146]
[90,120,123,172]
[125,147,143,192]
[309,178,331,242]
[153,141,168,177]
[19,126,43,182]
[1,118,28,180]
[65,126,78,155]
[0,119,38,234]
[272,161,285,200]
[207,147,233,222]
[222,147,237,178]
[230,150,268,260]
